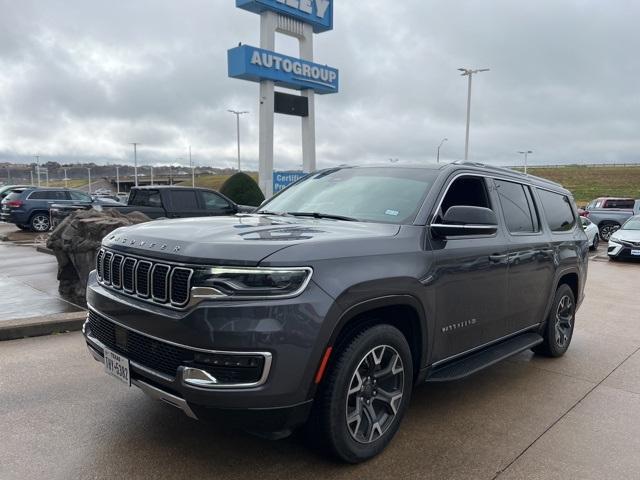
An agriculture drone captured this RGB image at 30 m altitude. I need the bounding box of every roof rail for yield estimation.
[452,161,564,188]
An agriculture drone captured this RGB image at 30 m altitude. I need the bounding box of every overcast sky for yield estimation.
[1,0,639,170]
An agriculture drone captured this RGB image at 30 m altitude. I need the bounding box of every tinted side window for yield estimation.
[605,199,634,209]
[29,190,67,200]
[69,191,91,202]
[495,180,539,233]
[199,191,231,210]
[437,176,493,222]
[129,190,162,208]
[169,190,199,210]
[537,189,576,232]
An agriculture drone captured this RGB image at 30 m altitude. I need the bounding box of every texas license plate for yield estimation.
[103,347,131,386]
[631,250,640,256]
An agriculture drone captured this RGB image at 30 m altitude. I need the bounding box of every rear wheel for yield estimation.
[599,222,619,241]
[533,284,575,357]
[316,324,413,463]
[29,213,51,232]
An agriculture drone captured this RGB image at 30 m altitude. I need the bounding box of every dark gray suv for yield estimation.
[83,162,588,462]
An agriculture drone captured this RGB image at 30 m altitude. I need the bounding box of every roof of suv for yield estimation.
[334,162,570,196]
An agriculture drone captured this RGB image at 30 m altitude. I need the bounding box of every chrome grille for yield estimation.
[96,248,195,309]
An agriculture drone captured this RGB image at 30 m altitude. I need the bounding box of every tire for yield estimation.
[590,234,599,251]
[315,324,413,463]
[599,222,619,241]
[533,284,576,357]
[29,213,51,232]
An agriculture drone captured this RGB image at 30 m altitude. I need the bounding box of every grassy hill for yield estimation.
[516,166,640,205]
[179,173,258,191]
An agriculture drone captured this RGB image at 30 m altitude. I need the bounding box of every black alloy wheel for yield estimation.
[315,324,413,463]
[533,284,576,357]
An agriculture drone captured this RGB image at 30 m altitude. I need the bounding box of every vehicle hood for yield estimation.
[612,229,640,243]
[102,214,401,266]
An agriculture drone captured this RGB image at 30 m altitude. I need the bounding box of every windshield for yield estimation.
[622,218,640,230]
[260,167,438,224]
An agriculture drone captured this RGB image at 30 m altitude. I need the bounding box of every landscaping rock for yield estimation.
[46,209,150,302]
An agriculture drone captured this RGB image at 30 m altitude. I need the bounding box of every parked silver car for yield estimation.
[608,215,640,260]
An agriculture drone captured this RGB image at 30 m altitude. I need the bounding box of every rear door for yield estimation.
[428,174,509,362]
[127,189,166,218]
[197,190,236,216]
[493,178,555,333]
[165,189,203,218]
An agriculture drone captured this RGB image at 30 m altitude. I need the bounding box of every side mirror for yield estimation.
[431,206,498,237]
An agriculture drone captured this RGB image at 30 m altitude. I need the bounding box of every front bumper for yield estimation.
[84,271,338,431]
[607,241,640,259]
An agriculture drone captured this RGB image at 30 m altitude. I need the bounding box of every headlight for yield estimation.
[193,266,313,299]
[609,236,621,244]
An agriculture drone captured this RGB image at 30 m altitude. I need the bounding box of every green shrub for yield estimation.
[220,172,265,206]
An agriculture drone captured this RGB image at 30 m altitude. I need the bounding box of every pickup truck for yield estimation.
[584,198,640,240]
[50,186,253,227]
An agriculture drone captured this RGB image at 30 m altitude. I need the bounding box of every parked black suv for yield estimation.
[83,163,588,462]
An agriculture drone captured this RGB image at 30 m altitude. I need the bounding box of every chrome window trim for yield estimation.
[86,306,273,389]
[135,260,152,298]
[151,264,170,303]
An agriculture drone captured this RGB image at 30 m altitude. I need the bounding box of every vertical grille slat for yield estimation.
[122,258,136,293]
[96,249,104,280]
[97,249,194,308]
[111,255,124,289]
[170,268,193,306]
[151,265,170,303]
[102,252,113,284]
[135,261,152,298]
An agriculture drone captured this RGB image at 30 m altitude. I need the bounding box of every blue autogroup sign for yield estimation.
[273,171,307,192]
[228,45,338,94]
[236,0,333,33]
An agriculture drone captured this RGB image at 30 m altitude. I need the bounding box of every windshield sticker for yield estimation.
[385,209,399,216]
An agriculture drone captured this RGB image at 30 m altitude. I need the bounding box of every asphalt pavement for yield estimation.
[1,257,639,480]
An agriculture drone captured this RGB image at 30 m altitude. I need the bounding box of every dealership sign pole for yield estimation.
[229,0,338,197]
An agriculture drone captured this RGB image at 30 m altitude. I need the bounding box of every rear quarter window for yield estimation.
[537,189,576,232]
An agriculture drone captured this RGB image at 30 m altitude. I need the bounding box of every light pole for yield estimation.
[436,138,448,163]
[63,168,69,188]
[115,166,120,194]
[228,110,249,171]
[131,143,140,187]
[87,167,92,194]
[518,150,533,174]
[458,67,490,160]
[150,166,154,185]
[34,155,40,187]
[189,146,195,187]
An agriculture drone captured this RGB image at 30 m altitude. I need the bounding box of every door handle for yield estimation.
[489,254,508,262]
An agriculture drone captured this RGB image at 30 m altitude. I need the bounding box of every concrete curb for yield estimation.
[0,310,87,341]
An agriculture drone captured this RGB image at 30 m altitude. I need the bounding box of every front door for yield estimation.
[427,174,509,363]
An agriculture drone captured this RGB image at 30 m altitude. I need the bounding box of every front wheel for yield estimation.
[29,213,51,232]
[316,324,413,463]
[590,234,599,251]
[533,284,576,357]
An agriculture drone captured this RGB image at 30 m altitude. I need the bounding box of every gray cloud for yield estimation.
[1,0,639,171]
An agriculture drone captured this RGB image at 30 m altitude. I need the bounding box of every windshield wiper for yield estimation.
[255,210,288,216]
[287,212,359,222]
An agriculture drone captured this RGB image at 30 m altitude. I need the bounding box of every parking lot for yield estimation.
[1,246,639,480]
